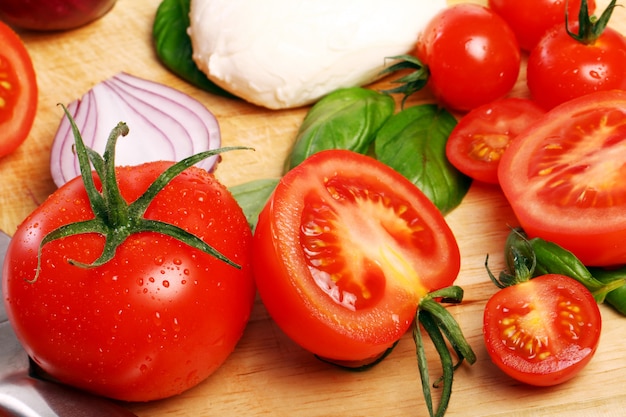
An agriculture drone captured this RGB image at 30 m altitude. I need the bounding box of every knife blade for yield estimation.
[0,230,139,417]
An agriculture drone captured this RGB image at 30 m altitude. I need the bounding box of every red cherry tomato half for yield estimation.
[416,3,521,112]
[488,0,597,51]
[498,90,626,266]
[0,21,37,158]
[445,98,545,184]
[527,23,626,110]
[3,162,255,401]
[483,274,601,386]
[253,149,460,363]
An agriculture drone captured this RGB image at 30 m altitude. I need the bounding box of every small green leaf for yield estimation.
[230,178,280,232]
[285,87,395,171]
[374,105,471,214]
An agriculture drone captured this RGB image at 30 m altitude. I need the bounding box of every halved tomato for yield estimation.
[0,21,37,157]
[446,98,545,184]
[498,90,626,266]
[252,149,460,362]
[483,274,601,386]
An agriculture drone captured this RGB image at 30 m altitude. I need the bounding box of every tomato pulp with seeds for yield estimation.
[253,150,460,362]
[0,21,37,157]
[483,274,601,386]
[498,90,626,267]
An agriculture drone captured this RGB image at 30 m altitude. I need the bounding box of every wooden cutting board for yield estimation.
[2,1,626,416]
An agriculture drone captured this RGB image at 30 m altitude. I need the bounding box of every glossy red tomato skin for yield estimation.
[416,3,521,112]
[527,24,626,110]
[488,0,597,51]
[445,98,545,184]
[498,90,626,266]
[483,274,601,386]
[3,161,255,402]
[0,0,116,31]
[253,150,460,362]
[0,21,37,158]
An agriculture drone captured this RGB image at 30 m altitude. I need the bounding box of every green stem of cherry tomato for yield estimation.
[415,286,476,417]
[567,0,616,44]
[31,105,248,283]
[589,266,626,316]
[491,228,626,308]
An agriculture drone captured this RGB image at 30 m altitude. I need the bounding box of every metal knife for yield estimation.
[0,230,138,417]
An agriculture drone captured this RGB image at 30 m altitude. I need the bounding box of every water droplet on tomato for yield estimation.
[162,280,170,288]
[139,364,148,374]
[172,317,181,332]
[154,256,164,266]
[173,258,182,265]
[149,277,155,283]
[589,70,601,80]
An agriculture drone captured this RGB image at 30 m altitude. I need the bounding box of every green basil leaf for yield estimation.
[285,87,395,172]
[374,105,471,214]
[153,0,236,98]
[229,178,279,232]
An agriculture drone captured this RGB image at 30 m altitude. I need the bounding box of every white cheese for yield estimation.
[188,0,446,109]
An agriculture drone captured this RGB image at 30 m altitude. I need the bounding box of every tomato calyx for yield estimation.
[566,0,616,44]
[30,105,248,283]
[487,228,625,303]
[379,54,429,108]
[415,285,476,417]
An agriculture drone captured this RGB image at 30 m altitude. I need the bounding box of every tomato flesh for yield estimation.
[253,150,460,362]
[446,98,545,184]
[3,162,255,401]
[483,274,601,386]
[0,21,37,157]
[498,90,626,266]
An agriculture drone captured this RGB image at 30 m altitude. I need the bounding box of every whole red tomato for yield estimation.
[0,0,116,31]
[488,0,597,51]
[415,3,520,112]
[526,1,626,110]
[3,160,255,401]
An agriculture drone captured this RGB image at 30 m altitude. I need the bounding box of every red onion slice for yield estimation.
[50,72,221,187]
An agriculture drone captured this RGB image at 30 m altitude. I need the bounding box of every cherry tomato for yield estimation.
[445,98,545,184]
[253,149,460,363]
[498,90,626,266]
[488,0,597,51]
[483,274,601,386]
[527,23,626,110]
[415,3,520,112]
[0,21,37,158]
[3,161,255,402]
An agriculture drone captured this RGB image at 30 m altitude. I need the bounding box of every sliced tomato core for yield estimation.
[300,175,430,311]
[0,54,20,124]
[530,108,626,209]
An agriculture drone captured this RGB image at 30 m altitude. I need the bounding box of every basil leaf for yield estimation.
[285,87,395,171]
[374,105,471,214]
[153,0,235,98]
[230,178,279,232]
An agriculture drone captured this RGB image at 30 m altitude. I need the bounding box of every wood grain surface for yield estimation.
[1,1,626,416]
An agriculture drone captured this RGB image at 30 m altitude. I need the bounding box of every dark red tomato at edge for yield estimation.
[483,274,601,386]
[253,149,461,363]
[3,161,256,402]
[446,98,546,184]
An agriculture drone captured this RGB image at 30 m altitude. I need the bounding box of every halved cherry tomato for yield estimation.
[488,0,597,51]
[0,21,37,157]
[252,149,460,362]
[445,98,545,184]
[483,274,601,386]
[498,90,626,266]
